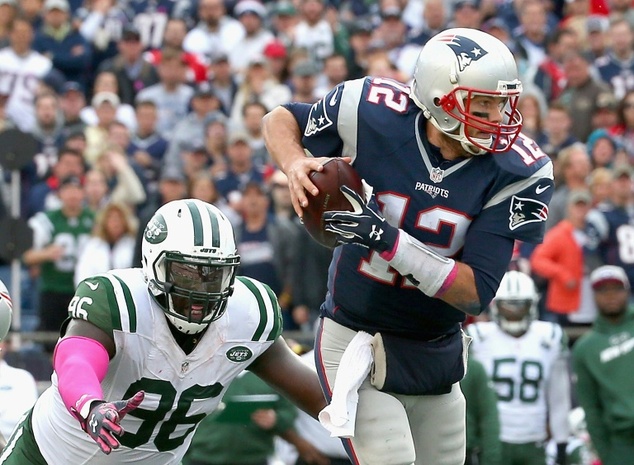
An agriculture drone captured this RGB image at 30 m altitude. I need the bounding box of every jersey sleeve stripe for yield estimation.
[203,203,221,248]
[185,199,204,246]
[262,285,283,341]
[114,276,137,333]
[338,78,365,164]
[238,276,280,342]
[482,163,554,210]
[101,274,137,333]
[96,276,122,331]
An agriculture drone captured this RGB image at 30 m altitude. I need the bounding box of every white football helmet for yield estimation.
[410,28,523,155]
[490,271,538,336]
[0,279,12,341]
[142,199,240,334]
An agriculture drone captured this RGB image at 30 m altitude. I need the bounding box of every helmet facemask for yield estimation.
[148,251,239,334]
[492,299,534,337]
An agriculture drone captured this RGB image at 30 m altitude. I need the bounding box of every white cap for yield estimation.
[92,91,120,108]
[44,0,69,12]
[234,0,267,18]
[590,265,630,290]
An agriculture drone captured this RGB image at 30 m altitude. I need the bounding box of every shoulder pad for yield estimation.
[231,277,283,342]
[71,274,139,337]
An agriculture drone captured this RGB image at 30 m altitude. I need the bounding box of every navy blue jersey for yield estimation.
[129,0,192,48]
[595,53,634,99]
[286,77,554,339]
[586,204,634,286]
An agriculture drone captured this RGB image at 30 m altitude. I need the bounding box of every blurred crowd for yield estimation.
[1,0,634,462]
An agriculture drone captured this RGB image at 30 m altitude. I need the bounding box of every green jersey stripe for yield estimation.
[204,203,220,248]
[103,275,135,332]
[98,277,122,331]
[239,277,269,341]
[262,285,282,341]
[185,200,204,246]
[114,276,137,333]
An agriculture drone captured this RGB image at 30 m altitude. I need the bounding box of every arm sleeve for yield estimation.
[53,336,109,420]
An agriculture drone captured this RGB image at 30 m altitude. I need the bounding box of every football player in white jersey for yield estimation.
[0,278,12,451]
[0,199,327,465]
[466,271,571,465]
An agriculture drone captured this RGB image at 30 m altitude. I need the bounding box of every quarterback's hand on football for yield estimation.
[81,391,145,454]
[323,185,399,252]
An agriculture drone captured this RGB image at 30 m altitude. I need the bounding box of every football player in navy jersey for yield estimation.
[263,27,554,465]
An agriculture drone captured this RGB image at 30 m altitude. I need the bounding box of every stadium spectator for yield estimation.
[586,164,634,289]
[241,100,270,168]
[22,175,94,341]
[76,0,132,74]
[214,130,263,208]
[83,90,120,165]
[82,167,109,213]
[572,265,634,465]
[92,144,146,209]
[81,69,137,131]
[0,0,17,49]
[229,56,291,130]
[74,201,136,285]
[59,81,87,138]
[531,189,599,326]
[183,0,244,65]
[609,89,634,159]
[128,99,167,199]
[145,18,208,84]
[540,102,578,160]
[96,24,159,105]
[33,0,92,86]
[407,0,447,46]
[289,60,321,104]
[557,50,615,143]
[293,0,334,63]
[229,0,274,77]
[188,171,241,227]
[545,143,592,231]
[449,0,482,30]
[0,17,52,132]
[163,84,221,178]
[27,146,86,218]
[208,51,238,114]
[135,46,194,139]
[595,18,634,100]
[588,166,614,208]
[314,52,347,98]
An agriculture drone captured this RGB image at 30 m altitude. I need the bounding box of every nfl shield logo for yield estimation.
[430,167,444,183]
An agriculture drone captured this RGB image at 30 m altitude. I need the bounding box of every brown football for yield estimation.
[302,158,364,249]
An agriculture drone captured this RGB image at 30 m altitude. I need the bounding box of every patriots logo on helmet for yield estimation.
[438,34,488,72]
[509,195,549,230]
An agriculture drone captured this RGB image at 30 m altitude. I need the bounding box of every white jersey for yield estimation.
[31,268,282,465]
[0,47,52,131]
[466,320,568,443]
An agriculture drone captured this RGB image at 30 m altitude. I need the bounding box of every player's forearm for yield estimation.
[381,230,481,314]
[262,106,307,173]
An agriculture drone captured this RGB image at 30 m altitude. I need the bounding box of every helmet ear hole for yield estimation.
[438,94,456,112]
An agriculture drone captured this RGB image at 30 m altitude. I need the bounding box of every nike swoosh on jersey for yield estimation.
[86,281,99,291]
[535,184,550,194]
[329,87,339,106]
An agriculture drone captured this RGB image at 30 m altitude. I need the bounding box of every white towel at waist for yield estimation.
[318,330,374,438]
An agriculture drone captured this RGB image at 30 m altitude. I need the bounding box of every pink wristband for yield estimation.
[433,263,458,298]
[53,336,109,420]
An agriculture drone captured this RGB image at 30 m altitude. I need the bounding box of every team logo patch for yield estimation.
[304,98,334,136]
[226,346,253,362]
[144,214,168,244]
[437,34,488,72]
[508,195,549,230]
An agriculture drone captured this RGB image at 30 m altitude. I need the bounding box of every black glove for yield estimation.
[555,442,567,465]
[79,391,145,454]
[323,185,399,253]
